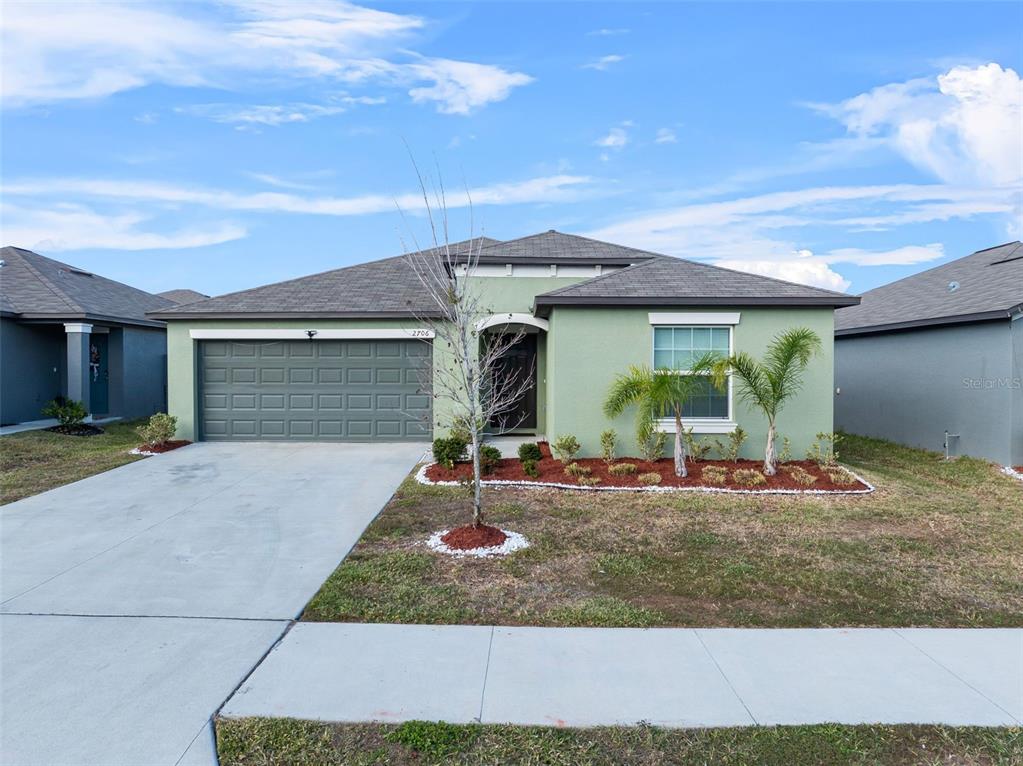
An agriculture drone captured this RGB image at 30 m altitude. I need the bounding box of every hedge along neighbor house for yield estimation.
[0,246,174,426]
[149,231,859,458]
[835,241,1023,467]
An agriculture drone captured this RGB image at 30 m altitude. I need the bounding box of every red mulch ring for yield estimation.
[140,440,191,454]
[441,524,508,550]
[426,455,869,492]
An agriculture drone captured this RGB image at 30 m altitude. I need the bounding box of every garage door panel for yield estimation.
[200,339,431,441]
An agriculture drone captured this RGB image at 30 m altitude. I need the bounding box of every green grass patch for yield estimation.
[217,718,1023,766]
[0,419,148,504]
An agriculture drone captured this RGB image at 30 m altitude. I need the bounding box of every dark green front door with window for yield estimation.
[198,339,431,440]
[89,334,109,415]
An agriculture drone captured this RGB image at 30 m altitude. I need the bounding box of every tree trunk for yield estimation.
[764,421,777,476]
[470,430,484,527]
[673,409,687,477]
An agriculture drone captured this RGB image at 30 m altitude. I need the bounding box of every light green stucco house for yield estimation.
[149,231,859,459]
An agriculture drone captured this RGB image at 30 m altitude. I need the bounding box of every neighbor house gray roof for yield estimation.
[149,238,502,319]
[533,254,859,315]
[157,288,210,305]
[150,231,859,319]
[835,241,1023,336]
[0,246,173,326]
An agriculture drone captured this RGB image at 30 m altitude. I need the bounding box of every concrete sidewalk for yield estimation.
[223,623,1022,728]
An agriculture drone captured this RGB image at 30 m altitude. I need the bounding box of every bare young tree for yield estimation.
[399,169,535,529]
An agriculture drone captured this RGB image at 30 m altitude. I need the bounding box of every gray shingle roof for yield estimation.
[474,230,659,263]
[0,246,173,325]
[834,242,1023,335]
[157,288,210,305]
[533,255,859,314]
[150,238,502,318]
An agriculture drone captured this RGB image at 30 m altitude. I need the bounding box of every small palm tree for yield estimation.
[604,354,721,477]
[711,327,821,476]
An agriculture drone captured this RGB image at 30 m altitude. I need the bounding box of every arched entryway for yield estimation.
[478,314,548,435]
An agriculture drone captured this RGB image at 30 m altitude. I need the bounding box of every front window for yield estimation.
[653,326,730,419]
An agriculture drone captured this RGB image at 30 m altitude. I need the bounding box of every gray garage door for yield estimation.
[199,339,431,441]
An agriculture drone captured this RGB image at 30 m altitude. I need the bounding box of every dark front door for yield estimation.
[89,334,109,415]
[489,333,537,431]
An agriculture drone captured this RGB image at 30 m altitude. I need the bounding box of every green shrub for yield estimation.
[432,436,468,468]
[479,445,502,475]
[564,462,591,478]
[41,397,87,429]
[826,467,857,485]
[578,476,602,487]
[702,465,728,485]
[521,459,540,479]
[517,442,542,462]
[384,720,475,758]
[682,427,713,461]
[552,434,581,463]
[449,416,477,445]
[732,468,767,487]
[713,426,747,463]
[638,472,662,486]
[786,465,817,486]
[806,431,842,467]
[599,429,617,465]
[137,412,177,446]
[637,424,667,463]
[608,462,637,476]
[778,436,793,464]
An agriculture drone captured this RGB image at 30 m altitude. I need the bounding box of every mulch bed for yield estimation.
[441,524,508,550]
[425,454,870,492]
[45,424,105,436]
[136,440,191,454]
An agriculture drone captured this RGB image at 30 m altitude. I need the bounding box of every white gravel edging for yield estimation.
[415,462,875,495]
[1001,465,1023,483]
[426,529,530,558]
[129,447,158,457]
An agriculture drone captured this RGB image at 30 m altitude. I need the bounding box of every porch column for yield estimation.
[64,322,92,413]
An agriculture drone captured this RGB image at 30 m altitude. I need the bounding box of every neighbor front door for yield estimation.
[89,334,109,415]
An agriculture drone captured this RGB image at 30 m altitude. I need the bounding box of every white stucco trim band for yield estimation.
[648,312,741,325]
[188,328,436,340]
[656,419,739,434]
[63,322,93,334]
[476,313,550,332]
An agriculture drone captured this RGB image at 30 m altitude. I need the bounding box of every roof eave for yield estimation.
[534,294,861,317]
[146,310,444,321]
[13,312,167,328]
[465,256,651,266]
[835,306,1020,337]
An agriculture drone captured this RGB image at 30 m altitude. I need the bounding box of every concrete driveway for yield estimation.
[0,441,425,766]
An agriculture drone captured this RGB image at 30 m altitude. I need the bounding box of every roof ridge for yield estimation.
[856,241,1020,298]
[536,257,665,298]
[9,249,83,314]
[973,240,1021,254]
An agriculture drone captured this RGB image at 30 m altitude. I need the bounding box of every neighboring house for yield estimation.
[149,231,858,457]
[0,246,173,425]
[835,241,1023,466]
[158,289,210,305]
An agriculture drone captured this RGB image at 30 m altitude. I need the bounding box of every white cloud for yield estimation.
[594,126,629,150]
[0,202,245,251]
[582,54,626,71]
[813,63,1023,186]
[587,28,630,36]
[3,174,596,217]
[715,259,852,292]
[0,1,531,114]
[177,102,348,127]
[655,127,677,144]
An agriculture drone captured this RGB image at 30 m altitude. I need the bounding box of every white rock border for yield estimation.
[416,462,875,496]
[1001,465,1023,483]
[426,528,530,558]
[129,447,159,457]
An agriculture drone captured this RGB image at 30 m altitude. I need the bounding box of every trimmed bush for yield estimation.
[578,476,602,487]
[786,465,817,486]
[137,412,177,446]
[41,397,87,429]
[702,465,728,485]
[714,426,747,463]
[608,462,638,476]
[599,429,617,465]
[732,468,767,487]
[637,425,667,464]
[552,434,581,464]
[638,472,662,486]
[564,462,591,478]
[432,436,468,469]
[479,445,502,475]
[517,442,542,462]
[807,432,842,467]
[825,467,857,485]
[521,459,540,479]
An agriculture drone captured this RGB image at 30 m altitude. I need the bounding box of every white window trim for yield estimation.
[188,328,435,340]
[649,312,740,326]
[653,324,734,431]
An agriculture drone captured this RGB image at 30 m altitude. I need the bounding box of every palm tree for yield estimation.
[604,354,721,477]
[711,327,821,476]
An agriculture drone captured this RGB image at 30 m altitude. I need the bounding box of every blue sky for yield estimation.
[2,1,1021,297]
